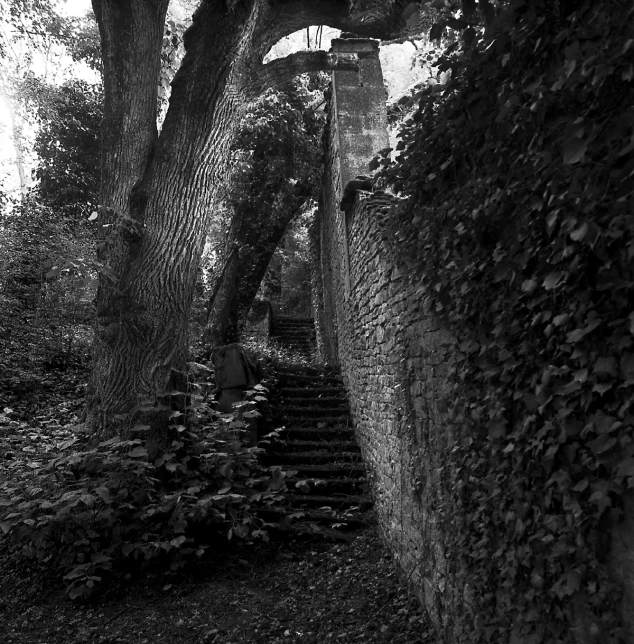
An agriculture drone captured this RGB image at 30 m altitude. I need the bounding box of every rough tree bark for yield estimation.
[88,0,409,440]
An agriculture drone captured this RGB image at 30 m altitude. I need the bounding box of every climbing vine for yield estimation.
[376,0,634,641]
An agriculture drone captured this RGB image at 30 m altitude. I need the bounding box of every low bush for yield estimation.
[0,376,288,599]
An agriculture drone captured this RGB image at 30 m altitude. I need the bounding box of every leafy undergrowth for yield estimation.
[242,334,317,371]
[0,525,436,644]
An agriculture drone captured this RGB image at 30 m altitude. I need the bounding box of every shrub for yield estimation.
[0,377,288,599]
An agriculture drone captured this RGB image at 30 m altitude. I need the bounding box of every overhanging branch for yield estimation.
[246,51,362,98]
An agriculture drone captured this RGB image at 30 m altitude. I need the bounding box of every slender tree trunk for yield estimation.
[0,93,29,198]
[234,200,308,326]
[204,242,241,347]
[205,191,309,346]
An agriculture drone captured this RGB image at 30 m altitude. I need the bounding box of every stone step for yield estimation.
[274,317,314,323]
[258,355,371,543]
[262,450,363,465]
[279,387,345,398]
[256,507,371,530]
[277,397,348,407]
[275,417,352,428]
[265,522,357,543]
[290,463,366,478]
[278,406,349,418]
[267,439,360,452]
[276,426,356,440]
[286,476,365,495]
[277,341,315,348]
[273,333,315,339]
[284,493,372,509]
[278,375,343,386]
[276,365,340,376]
[282,338,315,349]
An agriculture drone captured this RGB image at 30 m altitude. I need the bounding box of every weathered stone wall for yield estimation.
[315,37,463,641]
[317,34,634,644]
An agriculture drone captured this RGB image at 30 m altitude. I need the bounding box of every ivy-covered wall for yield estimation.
[315,36,467,640]
[317,185,462,637]
[317,3,634,641]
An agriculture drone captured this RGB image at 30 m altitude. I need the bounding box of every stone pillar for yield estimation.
[330,37,389,300]
[314,37,389,364]
[330,38,389,194]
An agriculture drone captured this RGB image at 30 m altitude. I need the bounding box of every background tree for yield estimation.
[0,4,102,373]
[204,74,325,346]
[33,78,102,219]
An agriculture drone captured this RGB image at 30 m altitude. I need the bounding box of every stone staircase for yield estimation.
[271,316,316,357]
[258,356,372,540]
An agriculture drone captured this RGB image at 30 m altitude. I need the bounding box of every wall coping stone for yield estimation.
[332,38,380,53]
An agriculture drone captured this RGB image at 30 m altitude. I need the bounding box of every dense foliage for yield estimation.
[203,75,324,342]
[376,0,634,641]
[1,376,288,599]
[33,79,101,220]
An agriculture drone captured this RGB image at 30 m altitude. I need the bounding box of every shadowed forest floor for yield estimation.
[0,342,437,644]
[1,525,436,644]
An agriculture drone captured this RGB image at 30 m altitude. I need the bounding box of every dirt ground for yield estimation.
[0,525,437,644]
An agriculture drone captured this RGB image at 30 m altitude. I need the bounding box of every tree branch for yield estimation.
[246,50,362,98]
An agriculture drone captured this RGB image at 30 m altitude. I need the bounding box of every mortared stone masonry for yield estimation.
[314,35,634,644]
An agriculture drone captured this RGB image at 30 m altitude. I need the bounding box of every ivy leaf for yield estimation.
[566,317,602,343]
[553,313,570,327]
[593,356,617,378]
[570,222,588,242]
[543,272,563,290]
[567,570,582,593]
[295,480,311,493]
[94,487,111,504]
[616,458,634,478]
[128,446,148,458]
[521,279,538,293]
[488,419,506,439]
[592,383,613,395]
[563,136,587,164]
[586,435,617,455]
[170,535,187,548]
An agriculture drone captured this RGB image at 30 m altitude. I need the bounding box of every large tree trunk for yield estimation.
[87,0,407,441]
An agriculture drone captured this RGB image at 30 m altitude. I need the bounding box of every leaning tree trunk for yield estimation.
[205,193,309,346]
[233,198,309,328]
[204,242,241,347]
[87,0,406,443]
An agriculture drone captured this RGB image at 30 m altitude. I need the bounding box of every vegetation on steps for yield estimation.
[260,318,373,540]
